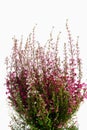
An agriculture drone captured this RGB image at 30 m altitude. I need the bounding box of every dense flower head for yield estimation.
[5,22,87,129]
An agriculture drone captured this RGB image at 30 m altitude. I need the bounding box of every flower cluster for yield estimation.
[5,22,87,129]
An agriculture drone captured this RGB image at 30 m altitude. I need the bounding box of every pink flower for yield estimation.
[10,72,16,79]
[68,108,72,114]
[58,124,62,128]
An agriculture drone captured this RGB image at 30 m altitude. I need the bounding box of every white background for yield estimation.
[0,0,87,129]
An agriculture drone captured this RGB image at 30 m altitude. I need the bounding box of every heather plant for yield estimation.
[5,21,87,130]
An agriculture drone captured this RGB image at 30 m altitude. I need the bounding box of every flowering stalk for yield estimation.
[5,22,87,130]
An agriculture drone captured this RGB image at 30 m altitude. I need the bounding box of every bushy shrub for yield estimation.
[5,21,87,129]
